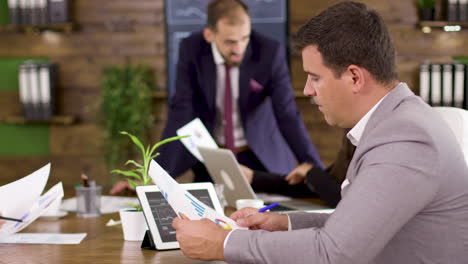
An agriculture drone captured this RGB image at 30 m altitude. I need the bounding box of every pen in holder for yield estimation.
[75,184,102,217]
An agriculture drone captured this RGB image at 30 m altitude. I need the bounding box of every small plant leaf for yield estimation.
[124,201,142,211]
[150,135,190,156]
[127,179,139,189]
[142,178,152,185]
[111,169,142,181]
[120,131,146,157]
[125,160,143,168]
[150,152,160,160]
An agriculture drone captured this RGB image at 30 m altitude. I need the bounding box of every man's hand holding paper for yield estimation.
[148,160,244,230]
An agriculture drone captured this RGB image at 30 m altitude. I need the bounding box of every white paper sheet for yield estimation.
[0,233,87,244]
[149,160,244,230]
[176,118,218,162]
[0,182,64,237]
[61,196,140,214]
[0,163,50,219]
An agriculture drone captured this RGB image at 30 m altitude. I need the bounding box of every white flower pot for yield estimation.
[119,208,147,241]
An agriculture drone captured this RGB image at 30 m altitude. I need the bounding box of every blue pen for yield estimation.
[258,202,279,213]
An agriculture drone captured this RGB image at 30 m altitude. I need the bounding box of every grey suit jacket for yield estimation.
[224,83,468,264]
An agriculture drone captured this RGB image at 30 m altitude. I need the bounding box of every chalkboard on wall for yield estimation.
[165,0,288,98]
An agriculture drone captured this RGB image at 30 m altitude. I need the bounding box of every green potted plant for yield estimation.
[100,63,154,177]
[112,131,188,241]
[418,0,435,21]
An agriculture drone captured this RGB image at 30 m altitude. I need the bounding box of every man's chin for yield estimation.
[227,61,242,67]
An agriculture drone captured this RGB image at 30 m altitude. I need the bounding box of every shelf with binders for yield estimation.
[418,21,468,32]
[0,22,75,34]
[419,62,468,110]
[0,115,76,125]
[1,0,73,33]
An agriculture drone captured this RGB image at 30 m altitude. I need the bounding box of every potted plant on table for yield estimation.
[112,131,188,241]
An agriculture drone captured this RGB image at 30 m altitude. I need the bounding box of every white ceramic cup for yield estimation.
[235,199,264,210]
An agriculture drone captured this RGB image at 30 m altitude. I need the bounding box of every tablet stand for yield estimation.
[141,230,156,250]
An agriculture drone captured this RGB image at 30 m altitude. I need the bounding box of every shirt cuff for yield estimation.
[224,215,291,249]
[223,230,235,249]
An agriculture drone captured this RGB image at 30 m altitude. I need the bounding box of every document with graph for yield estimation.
[148,160,245,230]
[176,118,218,162]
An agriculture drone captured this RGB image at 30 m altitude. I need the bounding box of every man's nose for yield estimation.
[304,81,316,96]
[231,43,242,54]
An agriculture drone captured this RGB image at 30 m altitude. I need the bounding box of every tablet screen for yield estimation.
[144,189,215,243]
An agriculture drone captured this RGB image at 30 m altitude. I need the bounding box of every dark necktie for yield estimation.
[224,64,235,153]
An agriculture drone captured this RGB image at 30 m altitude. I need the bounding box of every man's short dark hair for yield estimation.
[206,0,249,31]
[291,1,397,84]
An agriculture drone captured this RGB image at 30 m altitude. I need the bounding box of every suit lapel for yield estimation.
[200,44,217,114]
[238,43,253,123]
[347,83,414,183]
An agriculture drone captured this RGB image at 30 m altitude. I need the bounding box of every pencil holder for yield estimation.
[75,185,102,217]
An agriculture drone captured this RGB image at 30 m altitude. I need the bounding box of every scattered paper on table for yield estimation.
[176,118,218,162]
[0,164,64,237]
[0,163,50,220]
[0,233,87,244]
[106,219,122,227]
[149,160,245,230]
[0,182,64,236]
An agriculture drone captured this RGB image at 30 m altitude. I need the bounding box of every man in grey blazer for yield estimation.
[172,2,468,263]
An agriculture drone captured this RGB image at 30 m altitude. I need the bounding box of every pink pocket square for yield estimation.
[250,79,263,92]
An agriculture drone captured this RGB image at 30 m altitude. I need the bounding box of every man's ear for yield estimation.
[347,64,365,93]
[203,28,214,43]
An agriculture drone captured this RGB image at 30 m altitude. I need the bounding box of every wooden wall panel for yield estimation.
[0,91,21,117]
[49,124,104,156]
[289,0,419,25]
[1,0,465,190]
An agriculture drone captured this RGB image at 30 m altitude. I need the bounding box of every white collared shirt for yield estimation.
[211,43,248,148]
[346,88,394,146]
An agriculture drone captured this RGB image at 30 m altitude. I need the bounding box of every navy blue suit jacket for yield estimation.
[156,31,323,177]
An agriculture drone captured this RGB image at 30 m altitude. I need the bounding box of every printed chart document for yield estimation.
[0,163,50,218]
[149,160,244,230]
[0,164,64,237]
[176,118,218,162]
[0,233,86,244]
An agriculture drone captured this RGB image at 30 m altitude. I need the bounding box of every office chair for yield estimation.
[433,107,468,165]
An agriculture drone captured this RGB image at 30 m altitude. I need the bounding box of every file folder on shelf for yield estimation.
[454,64,465,109]
[419,62,467,110]
[8,0,20,25]
[19,64,33,119]
[420,63,430,104]
[48,0,69,23]
[459,0,468,21]
[18,61,57,120]
[442,64,454,107]
[447,0,459,21]
[430,64,442,106]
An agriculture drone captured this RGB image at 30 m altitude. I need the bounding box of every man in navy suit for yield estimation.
[157,0,323,181]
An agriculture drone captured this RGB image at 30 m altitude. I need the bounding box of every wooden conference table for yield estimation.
[0,212,218,264]
[0,199,327,264]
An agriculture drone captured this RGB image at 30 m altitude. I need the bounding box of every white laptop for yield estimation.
[197,146,333,213]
